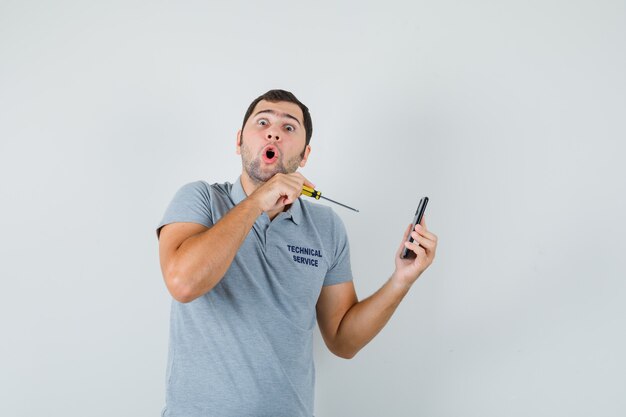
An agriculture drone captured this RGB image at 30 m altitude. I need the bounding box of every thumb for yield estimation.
[395,223,412,257]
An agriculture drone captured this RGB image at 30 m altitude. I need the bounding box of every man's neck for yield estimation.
[240,171,261,197]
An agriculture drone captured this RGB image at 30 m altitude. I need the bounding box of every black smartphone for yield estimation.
[401,197,429,259]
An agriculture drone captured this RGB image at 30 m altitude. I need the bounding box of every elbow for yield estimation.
[335,351,357,360]
[164,264,202,304]
[173,286,198,304]
[167,276,199,304]
[331,343,359,360]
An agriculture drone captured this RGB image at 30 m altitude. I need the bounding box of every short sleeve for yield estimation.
[322,211,353,286]
[156,181,214,238]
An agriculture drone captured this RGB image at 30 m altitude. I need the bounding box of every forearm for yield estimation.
[333,274,412,358]
[168,198,262,301]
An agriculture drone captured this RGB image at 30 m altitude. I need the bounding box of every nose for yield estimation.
[266,133,280,141]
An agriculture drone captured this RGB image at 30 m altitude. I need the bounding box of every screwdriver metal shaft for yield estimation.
[301,185,359,212]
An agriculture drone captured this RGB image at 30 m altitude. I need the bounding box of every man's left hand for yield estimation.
[392,218,438,288]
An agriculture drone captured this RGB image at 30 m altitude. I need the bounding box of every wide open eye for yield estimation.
[285,124,295,132]
[258,119,268,126]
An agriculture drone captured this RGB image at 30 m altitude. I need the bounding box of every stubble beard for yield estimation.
[240,140,303,186]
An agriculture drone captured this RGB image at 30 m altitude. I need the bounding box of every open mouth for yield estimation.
[262,146,279,163]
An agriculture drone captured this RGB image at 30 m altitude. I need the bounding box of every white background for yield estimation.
[1,1,625,416]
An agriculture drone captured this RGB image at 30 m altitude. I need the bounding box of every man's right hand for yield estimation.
[248,173,315,213]
[159,173,315,303]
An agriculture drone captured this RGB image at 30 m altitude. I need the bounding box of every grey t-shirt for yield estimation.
[156,177,353,417]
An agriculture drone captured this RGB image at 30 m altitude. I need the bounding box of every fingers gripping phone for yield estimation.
[401,197,429,259]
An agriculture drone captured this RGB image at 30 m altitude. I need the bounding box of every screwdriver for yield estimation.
[301,185,359,212]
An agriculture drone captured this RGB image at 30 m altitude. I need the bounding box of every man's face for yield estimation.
[237,100,311,184]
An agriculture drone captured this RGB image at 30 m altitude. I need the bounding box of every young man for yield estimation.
[156,89,438,417]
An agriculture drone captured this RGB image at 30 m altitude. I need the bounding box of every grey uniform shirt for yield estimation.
[156,177,353,417]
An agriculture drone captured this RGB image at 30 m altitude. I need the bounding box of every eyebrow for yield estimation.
[253,109,302,127]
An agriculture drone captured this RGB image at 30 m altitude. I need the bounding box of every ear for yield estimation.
[299,145,312,168]
[236,129,242,155]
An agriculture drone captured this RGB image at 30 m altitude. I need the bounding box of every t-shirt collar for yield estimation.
[231,176,301,225]
[230,176,247,205]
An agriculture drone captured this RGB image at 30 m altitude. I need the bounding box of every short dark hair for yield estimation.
[241,89,313,146]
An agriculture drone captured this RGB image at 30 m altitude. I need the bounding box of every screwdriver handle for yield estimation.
[301,185,322,200]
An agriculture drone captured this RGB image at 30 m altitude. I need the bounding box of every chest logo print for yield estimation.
[286,245,322,268]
